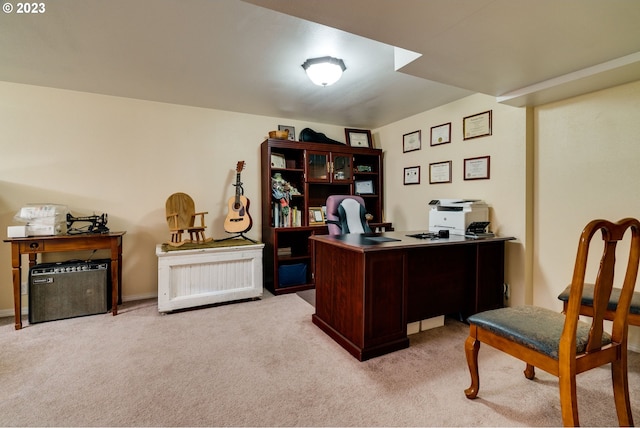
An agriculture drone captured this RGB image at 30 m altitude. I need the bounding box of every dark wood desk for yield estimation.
[3,232,125,330]
[310,231,514,361]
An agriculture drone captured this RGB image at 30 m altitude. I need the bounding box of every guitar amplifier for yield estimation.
[29,260,111,324]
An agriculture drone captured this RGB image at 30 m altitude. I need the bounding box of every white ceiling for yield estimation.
[1,0,639,129]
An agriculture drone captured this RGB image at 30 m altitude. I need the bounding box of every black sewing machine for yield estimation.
[66,212,110,234]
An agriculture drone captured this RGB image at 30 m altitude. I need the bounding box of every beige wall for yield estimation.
[534,80,640,346]
[0,81,345,314]
[376,93,531,307]
[1,78,639,343]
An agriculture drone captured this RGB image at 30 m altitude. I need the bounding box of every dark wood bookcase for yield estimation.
[260,139,385,295]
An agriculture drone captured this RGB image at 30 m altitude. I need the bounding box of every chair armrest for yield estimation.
[167,212,180,230]
[192,212,208,227]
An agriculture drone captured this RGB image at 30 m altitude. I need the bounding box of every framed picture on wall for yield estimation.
[430,122,451,146]
[403,166,420,185]
[464,156,490,180]
[403,130,421,152]
[429,161,452,184]
[463,110,492,140]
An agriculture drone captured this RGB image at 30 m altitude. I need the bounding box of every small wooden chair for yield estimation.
[464,218,640,426]
[165,193,213,246]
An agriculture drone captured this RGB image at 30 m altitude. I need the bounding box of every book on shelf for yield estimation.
[277,247,292,256]
[272,203,301,227]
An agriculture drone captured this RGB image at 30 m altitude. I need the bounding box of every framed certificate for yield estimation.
[403,130,421,152]
[403,166,420,185]
[429,161,452,184]
[463,110,492,140]
[355,179,374,195]
[430,122,451,146]
[345,128,373,148]
[464,156,490,180]
[270,153,286,169]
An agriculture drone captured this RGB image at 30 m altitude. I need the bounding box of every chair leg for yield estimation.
[464,334,481,399]
[611,357,634,426]
[558,366,579,427]
[524,363,535,380]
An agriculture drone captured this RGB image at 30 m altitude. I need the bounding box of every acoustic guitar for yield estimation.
[224,161,252,233]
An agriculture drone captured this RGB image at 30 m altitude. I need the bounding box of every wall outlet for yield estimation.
[21,281,28,295]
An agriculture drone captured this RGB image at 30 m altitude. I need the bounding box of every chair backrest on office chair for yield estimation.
[325,195,371,235]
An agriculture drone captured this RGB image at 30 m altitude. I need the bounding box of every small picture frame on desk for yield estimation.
[345,128,373,148]
[355,179,375,195]
[308,207,325,226]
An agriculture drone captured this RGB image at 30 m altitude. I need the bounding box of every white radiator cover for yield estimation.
[156,243,264,312]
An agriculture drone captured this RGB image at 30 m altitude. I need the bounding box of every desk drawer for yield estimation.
[19,240,45,253]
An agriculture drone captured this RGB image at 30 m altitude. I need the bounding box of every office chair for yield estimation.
[464,218,640,426]
[325,195,372,235]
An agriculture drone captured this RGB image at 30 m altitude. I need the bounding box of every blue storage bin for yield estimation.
[278,263,307,287]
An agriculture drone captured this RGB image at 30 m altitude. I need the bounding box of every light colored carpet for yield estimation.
[1,293,639,427]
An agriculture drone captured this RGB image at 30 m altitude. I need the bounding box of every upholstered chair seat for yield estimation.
[467,306,611,360]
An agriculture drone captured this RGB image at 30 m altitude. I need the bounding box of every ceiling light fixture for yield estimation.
[302,56,346,87]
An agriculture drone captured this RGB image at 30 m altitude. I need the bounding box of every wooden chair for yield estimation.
[464,218,640,426]
[558,283,640,327]
[165,193,213,246]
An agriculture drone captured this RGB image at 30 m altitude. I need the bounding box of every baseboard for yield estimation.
[123,293,158,302]
[0,307,25,317]
[0,294,158,318]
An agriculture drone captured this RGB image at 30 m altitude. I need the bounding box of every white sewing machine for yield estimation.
[428,199,489,235]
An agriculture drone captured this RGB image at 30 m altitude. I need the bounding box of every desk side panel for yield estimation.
[364,251,407,346]
[473,241,506,315]
[313,241,409,360]
[313,242,364,348]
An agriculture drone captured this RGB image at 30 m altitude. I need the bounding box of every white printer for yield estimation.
[428,199,489,235]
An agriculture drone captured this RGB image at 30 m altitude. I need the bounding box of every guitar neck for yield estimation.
[235,173,242,198]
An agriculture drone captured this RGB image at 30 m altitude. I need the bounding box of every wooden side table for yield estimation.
[3,232,125,330]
